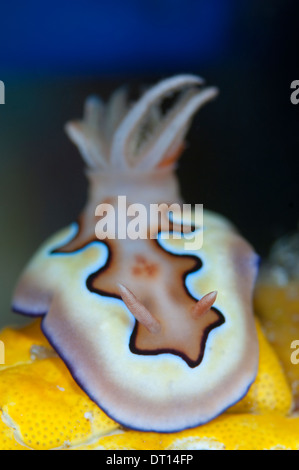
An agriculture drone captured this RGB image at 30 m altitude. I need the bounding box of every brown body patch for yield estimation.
[54,216,224,367]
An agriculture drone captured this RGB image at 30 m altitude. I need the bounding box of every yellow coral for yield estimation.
[255,281,299,407]
[77,414,299,450]
[0,320,120,450]
[0,317,297,450]
[229,319,292,415]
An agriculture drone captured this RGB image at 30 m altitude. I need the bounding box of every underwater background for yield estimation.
[0,0,298,327]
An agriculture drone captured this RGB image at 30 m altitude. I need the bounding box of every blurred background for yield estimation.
[0,0,298,328]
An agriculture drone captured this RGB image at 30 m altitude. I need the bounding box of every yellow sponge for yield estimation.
[0,318,295,450]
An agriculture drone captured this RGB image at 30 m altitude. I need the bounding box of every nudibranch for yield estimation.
[13,75,259,432]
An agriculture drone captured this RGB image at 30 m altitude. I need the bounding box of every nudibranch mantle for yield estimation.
[13,75,259,432]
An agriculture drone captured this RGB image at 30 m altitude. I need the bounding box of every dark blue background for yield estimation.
[0,0,236,76]
[1,0,296,79]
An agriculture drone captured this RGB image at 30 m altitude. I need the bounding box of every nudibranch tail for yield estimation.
[65,74,218,174]
[111,74,204,170]
[136,86,219,171]
[65,96,109,169]
[104,86,129,142]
